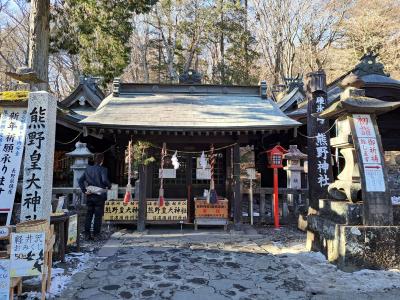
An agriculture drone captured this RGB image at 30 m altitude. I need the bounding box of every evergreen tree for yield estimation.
[51,0,156,84]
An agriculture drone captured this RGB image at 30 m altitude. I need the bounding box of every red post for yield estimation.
[273,168,279,228]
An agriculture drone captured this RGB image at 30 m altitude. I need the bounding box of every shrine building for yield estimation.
[75,80,300,227]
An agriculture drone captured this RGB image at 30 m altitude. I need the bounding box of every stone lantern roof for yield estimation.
[66,141,93,158]
[283,145,307,160]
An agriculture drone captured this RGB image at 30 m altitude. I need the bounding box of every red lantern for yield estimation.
[265,145,287,228]
[266,145,287,168]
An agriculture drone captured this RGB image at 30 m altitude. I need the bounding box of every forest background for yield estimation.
[0,0,399,99]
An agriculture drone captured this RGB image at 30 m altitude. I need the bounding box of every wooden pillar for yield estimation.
[138,164,147,232]
[305,70,334,210]
[185,153,193,222]
[225,147,233,208]
[233,143,242,230]
[259,191,266,223]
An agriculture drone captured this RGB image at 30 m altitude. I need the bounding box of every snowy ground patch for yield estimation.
[22,252,92,299]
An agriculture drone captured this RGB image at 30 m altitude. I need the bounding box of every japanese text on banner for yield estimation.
[0,108,27,225]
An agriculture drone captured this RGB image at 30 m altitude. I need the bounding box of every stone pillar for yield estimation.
[66,141,92,206]
[283,145,307,214]
[305,70,334,210]
[21,91,56,222]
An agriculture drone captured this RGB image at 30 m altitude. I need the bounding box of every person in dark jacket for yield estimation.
[78,153,111,239]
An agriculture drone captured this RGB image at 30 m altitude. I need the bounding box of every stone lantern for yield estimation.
[66,141,93,205]
[283,145,307,213]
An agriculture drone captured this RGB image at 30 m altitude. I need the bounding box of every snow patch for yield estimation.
[23,252,92,299]
[350,227,362,236]
[391,196,400,205]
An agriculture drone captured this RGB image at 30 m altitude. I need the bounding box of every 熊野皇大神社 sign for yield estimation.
[104,200,188,222]
[21,92,57,222]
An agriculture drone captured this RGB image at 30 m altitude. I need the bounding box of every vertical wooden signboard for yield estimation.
[306,71,334,210]
[10,232,45,277]
[350,114,393,225]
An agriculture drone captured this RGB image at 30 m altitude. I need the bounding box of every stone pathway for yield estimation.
[59,226,400,300]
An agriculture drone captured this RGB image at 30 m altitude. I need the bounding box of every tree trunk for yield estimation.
[28,0,50,91]
[220,0,225,84]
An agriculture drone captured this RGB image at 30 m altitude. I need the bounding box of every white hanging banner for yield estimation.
[159,169,176,179]
[196,169,211,180]
[0,107,28,225]
[353,114,385,192]
[0,259,10,299]
[364,165,386,192]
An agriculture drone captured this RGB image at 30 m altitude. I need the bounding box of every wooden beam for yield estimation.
[233,143,242,230]
[138,164,147,232]
[260,192,266,223]
[83,126,88,137]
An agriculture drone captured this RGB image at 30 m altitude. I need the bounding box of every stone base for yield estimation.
[394,204,400,225]
[307,213,400,270]
[297,214,307,232]
[319,199,363,225]
[307,200,400,270]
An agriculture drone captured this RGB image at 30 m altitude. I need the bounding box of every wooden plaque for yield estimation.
[195,199,228,219]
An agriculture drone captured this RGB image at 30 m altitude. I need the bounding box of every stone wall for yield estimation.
[384,151,400,191]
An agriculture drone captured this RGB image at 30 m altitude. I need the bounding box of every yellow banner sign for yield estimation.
[0,91,29,101]
[104,199,188,222]
[195,199,228,219]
